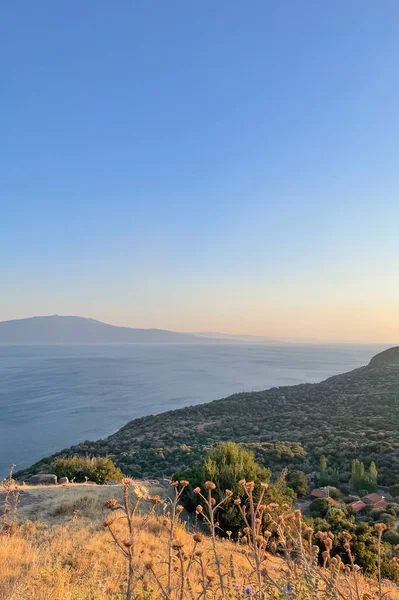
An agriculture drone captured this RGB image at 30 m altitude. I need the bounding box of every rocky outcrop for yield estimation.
[59,477,69,485]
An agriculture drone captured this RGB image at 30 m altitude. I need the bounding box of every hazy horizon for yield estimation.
[0,314,397,345]
[2,2,399,344]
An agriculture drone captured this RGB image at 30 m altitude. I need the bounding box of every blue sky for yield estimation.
[1,1,399,341]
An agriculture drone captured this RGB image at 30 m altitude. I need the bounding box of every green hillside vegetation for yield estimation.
[18,347,399,487]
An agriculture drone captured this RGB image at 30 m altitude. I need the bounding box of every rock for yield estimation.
[86,480,97,485]
[29,474,57,485]
[106,480,119,485]
[59,477,69,485]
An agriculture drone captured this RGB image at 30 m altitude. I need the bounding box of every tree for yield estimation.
[287,470,308,497]
[320,455,327,472]
[201,442,271,496]
[351,459,365,490]
[310,498,330,518]
[350,459,378,493]
[370,461,378,484]
[389,483,399,498]
[175,442,295,531]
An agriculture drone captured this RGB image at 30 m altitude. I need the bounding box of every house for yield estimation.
[348,493,386,515]
[310,488,341,507]
[326,497,341,508]
[362,493,386,508]
[311,488,330,499]
[348,500,367,513]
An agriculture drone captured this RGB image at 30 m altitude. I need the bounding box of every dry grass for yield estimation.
[0,482,165,524]
[0,510,289,600]
[0,479,398,600]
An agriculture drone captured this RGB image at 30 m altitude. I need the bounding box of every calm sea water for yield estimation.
[0,343,386,478]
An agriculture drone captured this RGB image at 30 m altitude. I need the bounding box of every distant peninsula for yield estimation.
[0,315,205,344]
[18,345,399,487]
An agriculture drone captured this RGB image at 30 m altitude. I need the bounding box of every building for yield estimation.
[310,488,331,499]
[348,500,367,513]
[362,493,386,508]
[326,497,341,508]
[348,493,386,515]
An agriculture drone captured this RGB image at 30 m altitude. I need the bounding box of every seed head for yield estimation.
[343,565,351,575]
[255,535,264,543]
[123,535,134,547]
[170,481,179,488]
[149,495,162,504]
[375,522,387,534]
[261,482,269,489]
[193,532,203,543]
[196,505,204,513]
[172,540,184,550]
[122,477,135,487]
[264,530,272,538]
[225,489,233,497]
[193,486,201,494]
[104,498,118,509]
[180,480,189,487]
[205,481,216,490]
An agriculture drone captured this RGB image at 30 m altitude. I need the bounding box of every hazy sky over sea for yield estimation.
[1,2,398,342]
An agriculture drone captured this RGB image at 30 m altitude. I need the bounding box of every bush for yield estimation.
[389,483,399,498]
[287,470,308,497]
[175,442,295,531]
[310,498,330,518]
[383,530,399,545]
[51,456,124,484]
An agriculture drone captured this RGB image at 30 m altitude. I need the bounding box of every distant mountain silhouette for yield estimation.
[0,315,205,344]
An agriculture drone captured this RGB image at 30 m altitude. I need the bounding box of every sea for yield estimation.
[0,343,387,479]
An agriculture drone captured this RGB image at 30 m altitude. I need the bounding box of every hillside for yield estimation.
[19,346,399,486]
[3,481,395,600]
[0,315,204,344]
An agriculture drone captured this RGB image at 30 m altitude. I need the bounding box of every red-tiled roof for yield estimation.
[349,500,367,513]
[311,488,329,498]
[362,493,385,505]
[326,497,340,507]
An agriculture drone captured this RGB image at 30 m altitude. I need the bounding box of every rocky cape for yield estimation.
[17,346,399,485]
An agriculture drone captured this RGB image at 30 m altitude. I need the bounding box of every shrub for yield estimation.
[287,470,308,497]
[175,442,295,531]
[51,456,124,484]
[383,529,399,545]
[389,483,399,498]
[310,498,330,518]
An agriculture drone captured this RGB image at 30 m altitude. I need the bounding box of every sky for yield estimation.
[1,1,399,343]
